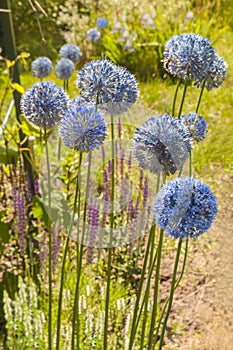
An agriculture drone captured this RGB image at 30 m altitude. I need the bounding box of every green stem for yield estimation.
[172,79,181,117]
[158,238,183,350]
[45,128,52,350]
[128,175,160,349]
[196,80,206,113]
[57,136,62,162]
[56,152,83,350]
[128,223,156,350]
[153,238,189,346]
[104,115,115,350]
[177,81,188,118]
[189,152,192,177]
[139,243,157,349]
[139,175,161,348]
[74,151,92,350]
[147,228,164,350]
[136,249,158,349]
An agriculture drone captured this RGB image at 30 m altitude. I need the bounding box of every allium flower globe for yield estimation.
[204,54,227,90]
[67,96,89,109]
[59,105,107,152]
[55,58,75,80]
[59,44,82,63]
[154,176,217,239]
[76,59,139,115]
[31,57,52,79]
[133,114,191,176]
[96,17,108,29]
[21,81,68,128]
[87,28,101,43]
[180,112,207,143]
[163,33,216,85]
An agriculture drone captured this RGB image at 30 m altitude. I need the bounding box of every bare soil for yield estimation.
[161,172,233,349]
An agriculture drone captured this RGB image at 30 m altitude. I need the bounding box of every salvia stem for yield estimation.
[104,114,115,350]
[158,238,183,350]
[56,151,83,350]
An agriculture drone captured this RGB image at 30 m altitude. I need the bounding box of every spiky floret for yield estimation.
[180,112,207,143]
[55,58,75,80]
[86,28,101,43]
[76,59,139,115]
[163,33,216,85]
[154,176,217,239]
[133,114,191,176]
[31,57,52,78]
[59,44,82,63]
[96,17,108,29]
[21,81,68,128]
[59,105,107,152]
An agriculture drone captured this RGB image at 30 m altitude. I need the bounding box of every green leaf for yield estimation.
[32,195,51,228]
[0,146,18,164]
[0,222,9,256]
[11,82,25,94]
[6,59,15,69]
[20,115,41,137]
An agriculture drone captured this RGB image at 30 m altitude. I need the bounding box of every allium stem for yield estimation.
[128,223,156,350]
[196,80,206,113]
[45,128,52,350]
[189,151,192,177]
[153,238,189,346]
[172,78,181,116]
[56,152,83,350]
[158,238,182,350]
[128,174,160,349]
[104,115,115,350]
[147,228,164,350]
[177,81,188,118]
[139,223,157,349]
[138,249,158,349]
[73,151,92,350]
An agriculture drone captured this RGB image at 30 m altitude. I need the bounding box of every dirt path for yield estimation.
[161,173,233,349]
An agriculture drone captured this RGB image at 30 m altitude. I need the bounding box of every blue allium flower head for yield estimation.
[67,96,89,109]
[31,57,52,79]
[55,58,75,80]
[154,176,217,239]
[163,33,216,84]
[59,105,107,152]
[21,81,68,128]
[180,112,207,143]
[59,44,82,63]
[76,59,139,115]
[87,28,101,43]
[133,114,191,176]
[96,17,108,29]
[204,54,227,90]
